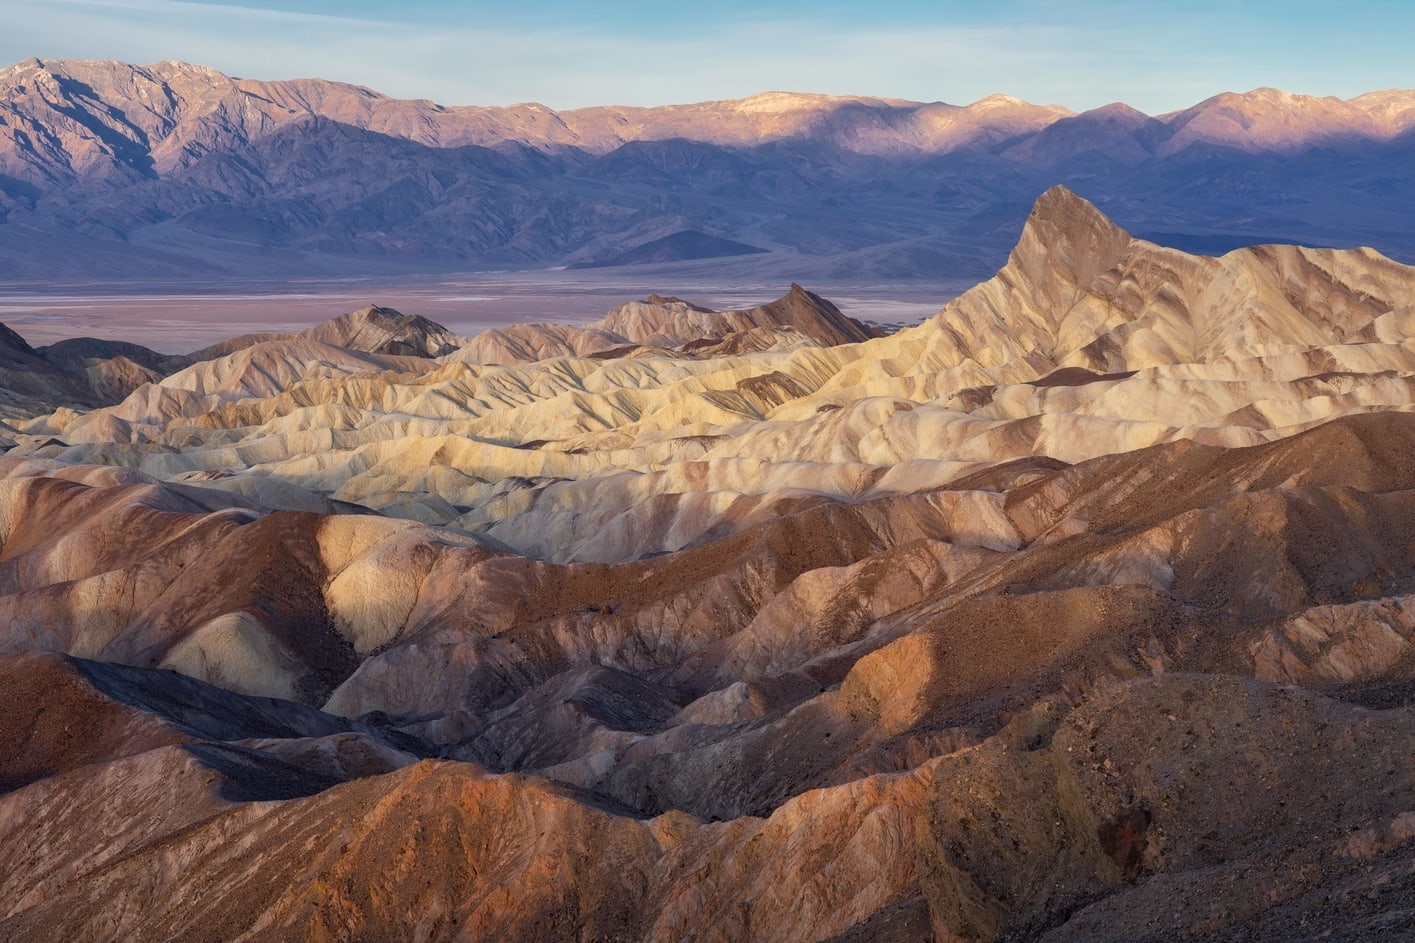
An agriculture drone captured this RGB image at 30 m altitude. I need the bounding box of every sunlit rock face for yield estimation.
[1,187,1413,941]
[13,187,1415,561]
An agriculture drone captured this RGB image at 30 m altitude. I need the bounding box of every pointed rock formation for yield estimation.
[7,188,1415,562]
[451,284,875,366]
[601,283,876,348]
[298,305,459,358]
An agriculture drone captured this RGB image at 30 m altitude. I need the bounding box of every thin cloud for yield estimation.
[1,0,1407,112]
[42,0,395,27]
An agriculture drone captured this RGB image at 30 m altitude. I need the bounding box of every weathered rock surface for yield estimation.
[450,284,875,367]
[1,187,1414,940]
[0,662,1407,942]
[13,189,1415,564]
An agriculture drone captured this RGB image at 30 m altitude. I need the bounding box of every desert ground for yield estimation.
[0,269,952,352]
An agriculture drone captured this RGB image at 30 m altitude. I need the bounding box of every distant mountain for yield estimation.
[569,229,768,268]
[2,58,1415,280]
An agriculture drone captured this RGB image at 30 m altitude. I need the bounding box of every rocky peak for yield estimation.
[1015,185,1131,266]
[733,91,856,114]
[597,285,875,350]
[1349,88,1415,136]
[643,294,714,313]
[1160,87,1385,153]
[299,305,459,358]
[1075,102,1154,124]
[747,284,878,345]
[971,93,1025,108]
[0,322,37,357]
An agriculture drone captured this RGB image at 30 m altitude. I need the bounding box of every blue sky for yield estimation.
[3,0,1412,112]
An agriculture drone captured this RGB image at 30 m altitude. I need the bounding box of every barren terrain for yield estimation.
[0,188,1410,941]
[3,58,1415,283]
[0,272,948,352]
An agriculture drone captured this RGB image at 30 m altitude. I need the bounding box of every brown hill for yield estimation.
[450,283,876,366]
[1,188,1414,940]
[297,305,459,358]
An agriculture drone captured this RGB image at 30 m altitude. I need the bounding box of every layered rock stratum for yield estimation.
[0,188,1412,941]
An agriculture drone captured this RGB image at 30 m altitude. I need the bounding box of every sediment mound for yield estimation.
[1,187,1414,940]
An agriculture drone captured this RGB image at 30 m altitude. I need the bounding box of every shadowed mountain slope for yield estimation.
[570,229,769,268]
[3,58,1415,279]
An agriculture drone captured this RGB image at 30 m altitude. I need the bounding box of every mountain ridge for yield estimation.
[4,58,1415,280]
[7,58,1414,159]
[10,186,1415,563]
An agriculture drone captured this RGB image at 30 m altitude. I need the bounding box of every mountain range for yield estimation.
[0,188,1412,939]
[3,58,1415,281]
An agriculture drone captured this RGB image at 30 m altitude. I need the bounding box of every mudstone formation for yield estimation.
[0,188,1411,941]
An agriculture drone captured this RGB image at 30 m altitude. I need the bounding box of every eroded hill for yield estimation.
[0,188,1411,941]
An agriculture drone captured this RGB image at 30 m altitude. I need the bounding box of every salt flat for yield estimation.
[0,270,954,351]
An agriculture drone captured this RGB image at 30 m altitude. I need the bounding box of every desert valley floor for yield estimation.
[0,187,1411,941]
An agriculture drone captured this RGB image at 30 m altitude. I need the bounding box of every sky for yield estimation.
[2,0,1412,113]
